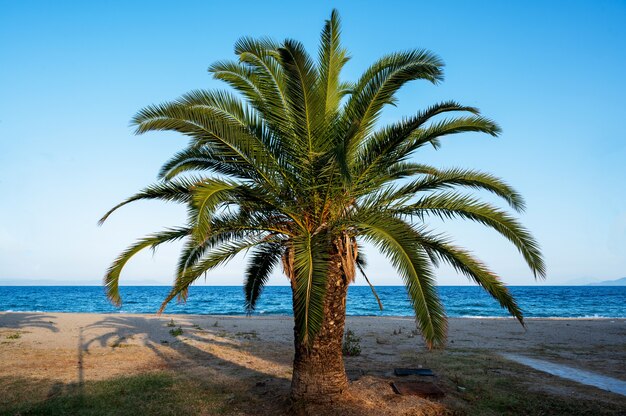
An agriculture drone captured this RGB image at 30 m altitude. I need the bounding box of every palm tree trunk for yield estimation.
[290,255,349,402]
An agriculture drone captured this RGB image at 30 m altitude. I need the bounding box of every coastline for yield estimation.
[2,310,625,320]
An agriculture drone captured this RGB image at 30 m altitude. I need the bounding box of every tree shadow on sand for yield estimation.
[0,314,450,415]
[79,315,295,414]
[75,315,450,415]
[0,312,59,333]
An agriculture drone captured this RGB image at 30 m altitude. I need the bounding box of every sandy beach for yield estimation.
[1,313,625,415]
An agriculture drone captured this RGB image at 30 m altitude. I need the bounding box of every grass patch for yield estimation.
[0,372,228,416]
[413,349,626,416]
[342,329,361,357]
[5,333,21,340]
[169,327,184,337]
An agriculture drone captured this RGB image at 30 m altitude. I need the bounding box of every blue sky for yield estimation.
[1,1,624,286]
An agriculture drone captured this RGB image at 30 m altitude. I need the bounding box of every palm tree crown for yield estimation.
[100,10,545,348]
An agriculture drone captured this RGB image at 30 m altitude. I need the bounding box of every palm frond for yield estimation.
[318,9,349,115]
[209,60,265,107]
[190,178,240,243]
[132,101,283,192]
[398,192,546,278]
[158,237,264,313]
[278,39,324,159]
[104,227,190,306]
[352,103,495,188]
[416,232,524,324]
[98,179,197,224]
[343,50,444,149]
[353,212,446,348]
[355,248,383,311]
[291,231,330,346]
[244,242,284,312]
[158,146,253,181]
[233,37,290,122]
[372,168,525,212]
[407,116,501,152]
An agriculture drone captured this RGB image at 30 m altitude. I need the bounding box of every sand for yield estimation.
[1,312,625,414]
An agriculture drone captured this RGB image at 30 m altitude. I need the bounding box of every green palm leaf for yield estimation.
[399,192,545,277]
[353,212,446,347]
[415,231,523,323]
[291,231,330,345]
[98,178,197,225]
[318,9,349,115]
[104,227,190,306]
[159,237,264,313]
[244,242,284,312]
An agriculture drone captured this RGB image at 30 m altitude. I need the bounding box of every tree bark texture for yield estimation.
[290,251,349,402]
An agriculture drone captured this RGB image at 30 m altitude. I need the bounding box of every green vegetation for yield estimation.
[169,327,183,337]
[342,329,361,357]
[410,350,625,416]
[1,351,623,415]
[100,9,544,402]
[5,333,21,340]
[0,372,229,416]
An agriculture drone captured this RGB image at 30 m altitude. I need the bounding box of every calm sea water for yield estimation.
[0,286,624,318]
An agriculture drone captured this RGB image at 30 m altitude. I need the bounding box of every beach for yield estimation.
[1,312,625,415]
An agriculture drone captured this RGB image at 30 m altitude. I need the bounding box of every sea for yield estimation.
[0,286,624,318]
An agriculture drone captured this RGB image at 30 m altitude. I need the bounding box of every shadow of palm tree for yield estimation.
[80,314,294,413]
[0,313,452,415]
[0,312,59,332]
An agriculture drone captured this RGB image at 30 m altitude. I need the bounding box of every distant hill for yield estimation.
[587,277,626,286]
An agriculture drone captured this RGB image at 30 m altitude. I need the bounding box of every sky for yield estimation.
[0,1,625,287]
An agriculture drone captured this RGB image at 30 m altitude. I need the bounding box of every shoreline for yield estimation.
[2,312,625,352]
[2,310,625,320]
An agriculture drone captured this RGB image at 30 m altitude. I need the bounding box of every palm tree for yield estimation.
[100,10,545,403]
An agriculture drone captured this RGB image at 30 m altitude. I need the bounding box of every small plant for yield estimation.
[6,333,21,340]
[166,319,176,327]
[342,329,361,357]
[169,327,183,337]
[235,331,258,340]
